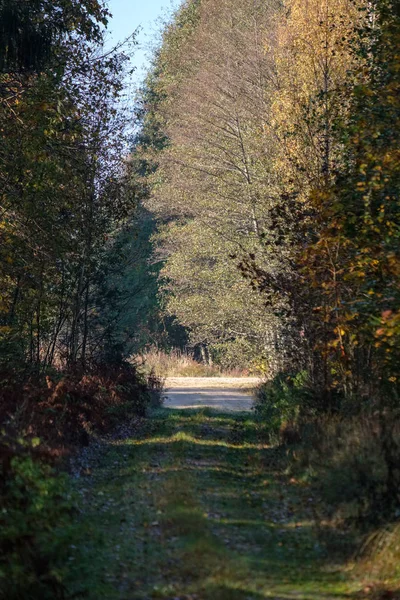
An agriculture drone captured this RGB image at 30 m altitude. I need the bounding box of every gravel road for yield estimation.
[164,376,259,412]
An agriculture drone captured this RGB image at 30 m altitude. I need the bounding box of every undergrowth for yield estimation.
[0,362,163,452]
[0,361,163,600]
[0,437,75,600]
[255,372,400,594]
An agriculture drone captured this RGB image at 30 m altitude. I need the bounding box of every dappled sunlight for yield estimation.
[68,408,367,599]
[154,407,258,426]
[206,516,286,528]
[198,579,355,600]
[124,431,269,450]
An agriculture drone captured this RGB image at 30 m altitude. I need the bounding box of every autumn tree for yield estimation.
[303,0,400,399]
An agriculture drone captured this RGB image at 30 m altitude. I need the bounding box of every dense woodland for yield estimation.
[141,0,400,395]
[1,0,400,597]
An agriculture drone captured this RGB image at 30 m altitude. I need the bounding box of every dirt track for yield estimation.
[164,376,259,412]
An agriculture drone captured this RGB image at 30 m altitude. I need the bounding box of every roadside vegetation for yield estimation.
[138,347,251,378]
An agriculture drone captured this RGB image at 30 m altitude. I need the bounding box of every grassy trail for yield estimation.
[69,408,362,599]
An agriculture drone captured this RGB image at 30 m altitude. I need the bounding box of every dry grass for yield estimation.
[136,348,248,378]
[355,523,400,595]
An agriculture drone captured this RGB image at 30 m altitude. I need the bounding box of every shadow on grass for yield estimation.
[74,407,370,600]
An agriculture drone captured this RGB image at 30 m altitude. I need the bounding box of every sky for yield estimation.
[105,0,177,83]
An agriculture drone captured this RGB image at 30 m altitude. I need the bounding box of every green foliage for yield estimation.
[0,0,136,370]
[90,206,178,361]
[209,339,256,373]
[0,445,75,599]
[0,0,108,73]
[255,371,313,435]
[138,0,400,411]
[138,0,282,370]
[297,0,400,397]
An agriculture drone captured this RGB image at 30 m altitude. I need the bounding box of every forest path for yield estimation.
[70,408,360,600]
[164,377,259,412]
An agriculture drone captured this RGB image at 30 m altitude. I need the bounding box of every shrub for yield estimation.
[0,362,162,453]
[0,437,75,600]
[147,368,165,408]
[254,370,313,437]
[209,338,255,372]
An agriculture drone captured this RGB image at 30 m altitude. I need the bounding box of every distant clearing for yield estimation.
[164,377,260,412]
